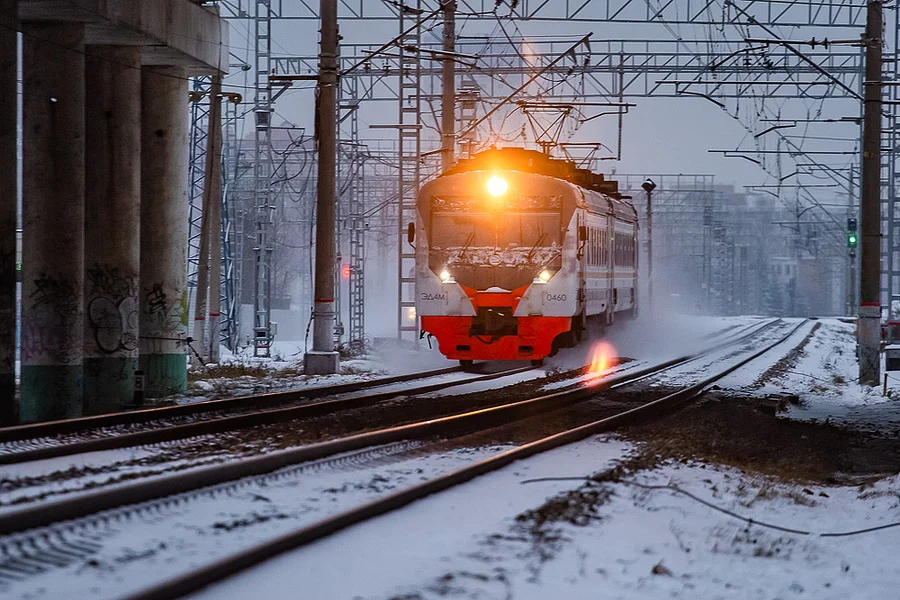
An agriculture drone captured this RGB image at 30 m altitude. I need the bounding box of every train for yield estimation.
[411,147,639,367]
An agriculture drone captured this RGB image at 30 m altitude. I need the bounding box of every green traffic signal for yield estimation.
[848,234,857,248]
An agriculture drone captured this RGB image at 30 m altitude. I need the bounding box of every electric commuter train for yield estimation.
[411,148,639,367]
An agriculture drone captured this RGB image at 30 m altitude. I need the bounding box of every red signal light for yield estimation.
[342,265,351,278]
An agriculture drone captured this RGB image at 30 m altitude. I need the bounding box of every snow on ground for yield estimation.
[3,442,517,600]
[641,318,798,388]
[717,318,900,436]
[190,435,900,600]
[183,317,900,600]
[12,316,896,599]
[176,339,455,405]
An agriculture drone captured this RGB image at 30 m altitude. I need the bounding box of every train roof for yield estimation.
[442,147,629,200]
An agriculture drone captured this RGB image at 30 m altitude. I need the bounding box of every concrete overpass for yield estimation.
[0,0,229,423]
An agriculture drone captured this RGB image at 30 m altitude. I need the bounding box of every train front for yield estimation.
[414,166,579,364]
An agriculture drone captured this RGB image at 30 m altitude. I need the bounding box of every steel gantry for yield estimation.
[251,0,275,356]
[338,74,368,347]
[206,0,897,354]
[397,2,424,343]
[217,0,868,27]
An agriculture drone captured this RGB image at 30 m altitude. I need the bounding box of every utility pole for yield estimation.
[441,0,455,171]
[305,0,340,375]
[859,0,883,385]
[642,178,656,318]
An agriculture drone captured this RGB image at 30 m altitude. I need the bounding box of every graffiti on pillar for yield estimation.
[21,312,76,363]
[143,282,187,338]
[21,274,81,364]
[146,283,168,317]
[86,265,138,355]
[30,275,78,314]
[86,265,137,300]
[88,296,138,352]
[21,307,80,364]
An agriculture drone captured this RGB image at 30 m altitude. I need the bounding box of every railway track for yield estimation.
[0,320,767,471]
[0,321,773,507]
[0,364,537,465]
[0,318,808,599]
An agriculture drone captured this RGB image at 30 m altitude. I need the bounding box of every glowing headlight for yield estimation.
[486,175,508,197]
[440,269,452,282]
[538,270,553,282]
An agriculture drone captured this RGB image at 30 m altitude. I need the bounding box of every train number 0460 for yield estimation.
[545,293,568,302]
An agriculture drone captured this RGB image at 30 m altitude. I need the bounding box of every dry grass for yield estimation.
[620,393,900,484]
[188,363,271,382]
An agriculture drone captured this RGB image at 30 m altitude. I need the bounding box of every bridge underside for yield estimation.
[0,0,228,423]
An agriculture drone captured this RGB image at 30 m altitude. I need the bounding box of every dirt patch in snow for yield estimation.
[620,392,900,484]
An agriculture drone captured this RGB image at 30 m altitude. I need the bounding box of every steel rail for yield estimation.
[0,319,782,537]
[0,365,464,444]
[126,319,809,600]
[0,319,770,465]
[0,365,535,465]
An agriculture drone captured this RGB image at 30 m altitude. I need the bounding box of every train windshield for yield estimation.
[430,212,561,250]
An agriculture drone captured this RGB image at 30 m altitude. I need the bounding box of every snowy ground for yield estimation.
[183,317,900,600]
[7,316,897,600]
[177,339,455,405]
[193,436,900,600]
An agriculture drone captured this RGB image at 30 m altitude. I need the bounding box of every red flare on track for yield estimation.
[588,341,618,377]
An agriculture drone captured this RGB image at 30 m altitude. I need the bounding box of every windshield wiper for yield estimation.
[458,230,476,261]
[526,232,547,262]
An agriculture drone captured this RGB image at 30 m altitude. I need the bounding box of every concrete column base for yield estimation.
[84,357,137,414]
[304,351,340,375]
[140,353,188,398]
[21,365,83,422]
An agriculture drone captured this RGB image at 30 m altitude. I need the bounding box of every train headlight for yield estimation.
[439,269,453,282]
[538,269,553,283]
[486,175,508,197]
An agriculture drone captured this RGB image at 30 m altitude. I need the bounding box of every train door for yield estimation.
[576,210,587,341]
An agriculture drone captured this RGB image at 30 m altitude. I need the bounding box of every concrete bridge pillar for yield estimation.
[20,23,85,421]
[83,46,142,414]
[140,66,189,397]
[0,0,17,425]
